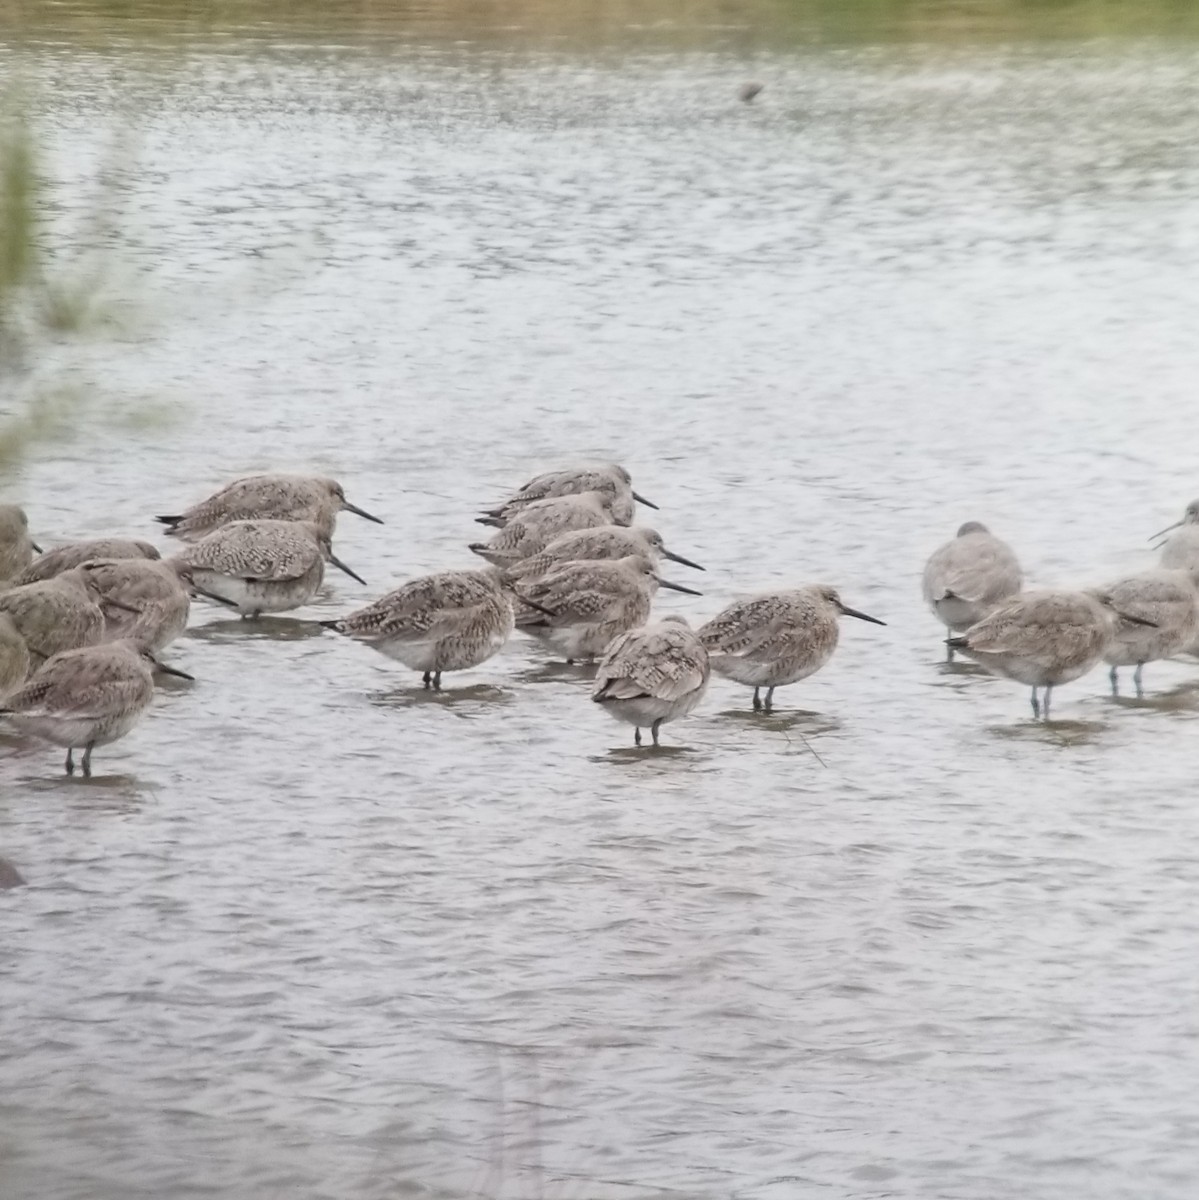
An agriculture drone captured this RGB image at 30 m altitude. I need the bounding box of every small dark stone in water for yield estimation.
[739,82,764,103]
[0,857,25,889]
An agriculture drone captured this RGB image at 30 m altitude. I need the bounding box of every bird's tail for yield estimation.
[317,619,344,632]
[946,636,969,651]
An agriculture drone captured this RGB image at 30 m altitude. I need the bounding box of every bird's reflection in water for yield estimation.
[185,616,329,644]
[367,683,515,713]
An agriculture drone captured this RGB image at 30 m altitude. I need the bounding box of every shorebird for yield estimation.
[948,589,1156,719]
[0,504,39,586]
[0,566,121,666]
[85,558,192,652]
[172,519,365,618]
[0,613,31,701]
[1156,502,1199,655]
[699,586,886,712]
[321,568,518,689]
[469,493,620,567]
[481,463,655,527]
[503,526,703,583]
[515,555,702,663]
[922,522,1023,661]
[1098,570,1199,695]
[14,537,160,586]
[0,638,193,776]
[592,616,710,746]
[155,474,383,542]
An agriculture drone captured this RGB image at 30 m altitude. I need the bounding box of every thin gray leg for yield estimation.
[81,743,94,777]
[651,719,662,746]
[946,640,955,664]
[432,670,442,691]
[65,748,74,775]
[1109,665,1119,696]
[763,687,775,713]
[1030,687,1040,719]
[1043,686,1053,721]
[635,727,642,747]
[752,687,761,711]
[422,671,432,689]
[1133,663,1144,698]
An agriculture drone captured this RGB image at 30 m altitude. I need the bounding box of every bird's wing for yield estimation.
[698,596,785,656]
[179,524,315,581]
[595,628,707,701]
[5,654,148,719]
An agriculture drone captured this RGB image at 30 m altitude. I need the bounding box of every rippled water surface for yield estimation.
[4,6,1199,1198]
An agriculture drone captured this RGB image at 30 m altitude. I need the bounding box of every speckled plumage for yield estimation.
[85,559,192,652]
[515,554,698,662]
[0,504,36,586]
[503,526,703,582]
[469,493,618,567]
[14,538,160,586]
[155,474,381,542]
[593,616,710,746]
[173,519,363,617]
[1099,570,1199,694]
[0,613,31,701]
[699,585,885,712]
[0,638,187,776]
[950,589,1120,718]
[323,568,513,688]
[0,567,107,666]
[482,463,653,527]
[922,522,1023,659]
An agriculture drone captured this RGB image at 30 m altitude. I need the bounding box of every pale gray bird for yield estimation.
[86,558,192,652]
[0,613,31,701]
[948,589,1155,719]
[0,504,39,586]
[0,566,120,667]
[922,521,1023,661]
[155,474,382,542]
[480,462,656,527]
[516,555,702,663]
[503,525,704,583]
[321,568,516,690]
[14,537,160,586]
[0,638,193,777]
[172,519,365,618]
[592,616,710,747]
[469,493,621,567]
[1099,569,1199,696]
[1156,501,1199,655]
[699,585,885,713]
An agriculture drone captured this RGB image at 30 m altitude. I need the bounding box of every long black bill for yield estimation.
[1115,609,1158,628]
[632,491,659,510]
[662,547,705,571]
[1149,519,1183,542]
[328,552,367,586]
[659,578,703,596]
[839,602,887,626]
[30,541,43,554]
[343,501,384,525]
[513,591,557,617]
[154,660,196,681]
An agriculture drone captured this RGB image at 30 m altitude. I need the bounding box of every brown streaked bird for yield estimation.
[480,462,655,528]
[1155,499,1199,654]
[699,585,886,713]
[503,525,703,583]
[172,519,365,618]
[0,613,32,701]
[949,589,1155,719]
[592,616,710,747]
[85,558,192,652]
[322,568,517,690]
[1096,569,1199,696]
[155,473,382,542]
[0,638,193,777]
[0,504,39,586]
[470,493,622,568]
[14,537,160,586]
[922,521,1023,662]
[515,554,702,664]
[0,566,120,667]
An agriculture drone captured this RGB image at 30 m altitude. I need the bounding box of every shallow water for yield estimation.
[4,7,1199,1199]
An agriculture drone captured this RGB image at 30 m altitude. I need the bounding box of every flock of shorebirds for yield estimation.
[0,462,1198,776]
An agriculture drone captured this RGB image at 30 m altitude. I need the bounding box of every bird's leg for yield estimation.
[433,670,442,691]
[946,640,955,664]
[1043,686,1053,721]
[1134,663,1144,698]
[64,748,74,775]
[1109,665,1119,696]
[752,687,761,711]
[422,671,432,689]
[763,687,775,714]
[1030,687,1040,719]
[634,727,642,747]
[566,658,575,666]
[651,720,662,747]
[81,743,94,777]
